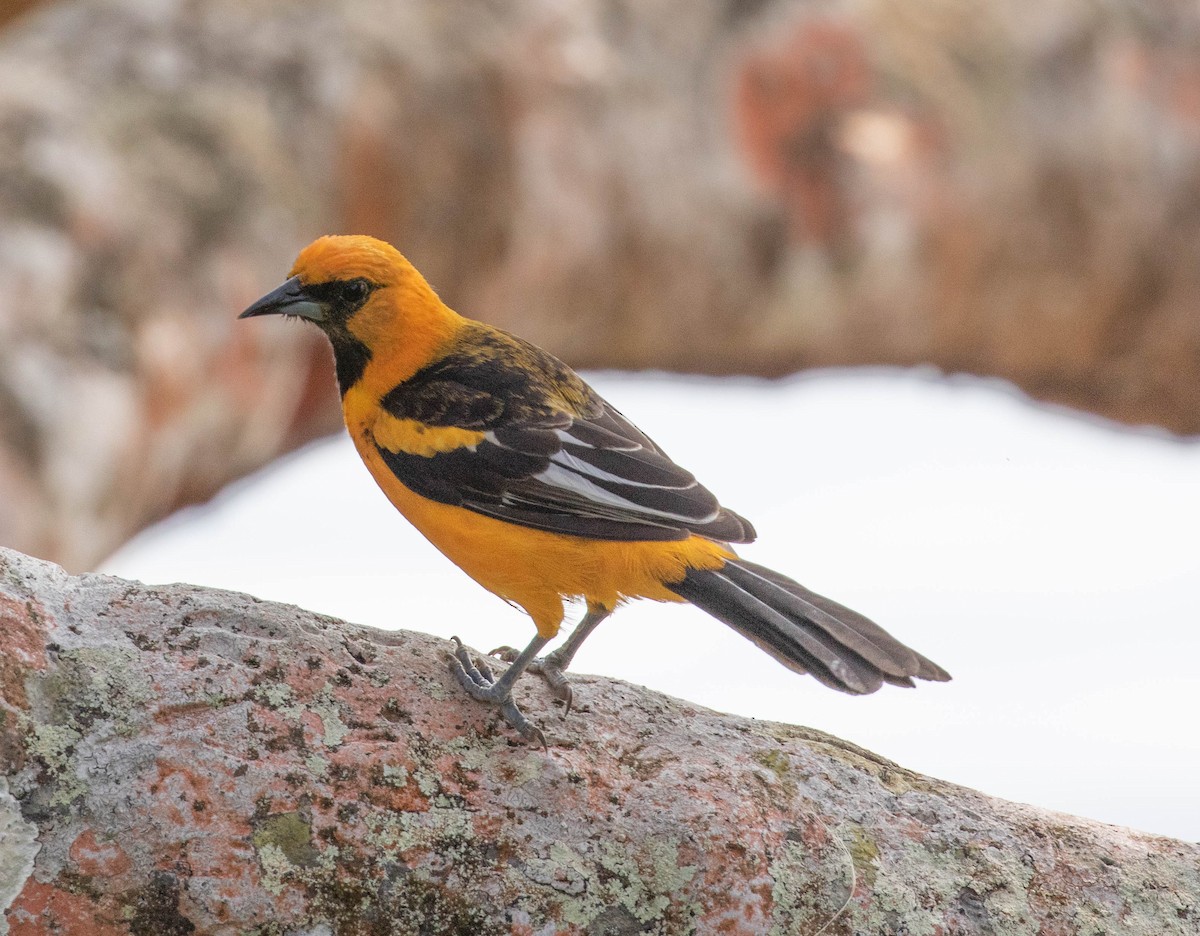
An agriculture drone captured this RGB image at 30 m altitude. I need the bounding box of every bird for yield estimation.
[240,234,950,743]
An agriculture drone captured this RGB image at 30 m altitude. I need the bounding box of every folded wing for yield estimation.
[372,330,755,543]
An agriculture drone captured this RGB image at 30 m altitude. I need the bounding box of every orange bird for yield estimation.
[241,235,948,742]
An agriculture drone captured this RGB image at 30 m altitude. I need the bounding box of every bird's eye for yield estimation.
[340,279,369,306]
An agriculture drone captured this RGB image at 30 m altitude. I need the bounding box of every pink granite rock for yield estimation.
[1,547,1196,935]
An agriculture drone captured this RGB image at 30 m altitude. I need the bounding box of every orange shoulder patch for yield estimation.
[370,412,485,457]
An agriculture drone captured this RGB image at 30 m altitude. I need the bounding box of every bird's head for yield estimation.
[240,235,461,391]
[240,234,436,334]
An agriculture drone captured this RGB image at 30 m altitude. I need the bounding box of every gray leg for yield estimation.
[450,633,549,746]
[491,604,612,716]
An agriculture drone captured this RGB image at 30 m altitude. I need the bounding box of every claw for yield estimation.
[449,635,491,686]
[453,606,611,733]
[499,697,547,749]
[538,657,575,716]
[447,635,549,746]
[483,646,576,715]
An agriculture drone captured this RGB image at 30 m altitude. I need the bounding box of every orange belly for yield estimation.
[353,436,732,637]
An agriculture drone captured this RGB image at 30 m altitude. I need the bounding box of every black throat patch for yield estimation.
[329,335,372,396]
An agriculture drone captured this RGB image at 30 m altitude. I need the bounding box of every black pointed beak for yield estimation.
[239,275,327,323]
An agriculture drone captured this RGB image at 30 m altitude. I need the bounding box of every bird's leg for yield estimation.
[491,604,612,716]
[449,634,549,746]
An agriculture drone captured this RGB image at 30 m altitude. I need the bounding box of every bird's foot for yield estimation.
[448,637,546,747]
[489,646,575,716]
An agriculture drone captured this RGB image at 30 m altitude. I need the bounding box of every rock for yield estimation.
[1,546,1196,935]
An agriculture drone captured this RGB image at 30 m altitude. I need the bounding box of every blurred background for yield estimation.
[1,0,1197,838]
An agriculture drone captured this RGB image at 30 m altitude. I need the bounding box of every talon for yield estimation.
[532,653,575,714]
[451,607,611,733]
[448,637,494,690]
[450,636,479,671]
[448,634,550,745]
[498,696,546,747]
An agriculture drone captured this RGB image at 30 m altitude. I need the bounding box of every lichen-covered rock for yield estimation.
[1,546,1197,935]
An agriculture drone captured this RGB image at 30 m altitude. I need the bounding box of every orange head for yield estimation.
[241,235,463,394]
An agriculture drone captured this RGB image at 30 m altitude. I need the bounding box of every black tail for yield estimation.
[667,558,950,695]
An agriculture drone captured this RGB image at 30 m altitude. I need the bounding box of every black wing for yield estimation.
[374,327,755,544]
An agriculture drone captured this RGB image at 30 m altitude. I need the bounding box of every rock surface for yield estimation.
[4,0,1200,571]
[1,546,1197,935]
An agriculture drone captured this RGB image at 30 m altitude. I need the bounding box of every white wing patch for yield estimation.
[531,463,719,524]
[548,446,700,492]
[552,427,639,451]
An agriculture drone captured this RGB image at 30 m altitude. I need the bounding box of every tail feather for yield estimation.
[667,558,951,695]
[720,561,918,678]
[672,567,888,694]
[730,560,951,683]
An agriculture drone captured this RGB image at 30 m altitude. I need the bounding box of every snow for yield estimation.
[102,368,1200,841]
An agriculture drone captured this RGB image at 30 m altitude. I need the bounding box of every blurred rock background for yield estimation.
[1,0,1198,570]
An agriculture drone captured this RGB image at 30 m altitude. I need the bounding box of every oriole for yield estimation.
[241,235,949,742]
